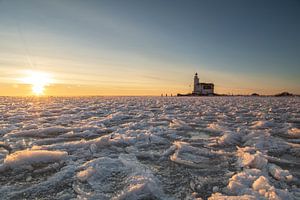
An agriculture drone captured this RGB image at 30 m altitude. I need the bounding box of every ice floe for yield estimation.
[0,149,67,171]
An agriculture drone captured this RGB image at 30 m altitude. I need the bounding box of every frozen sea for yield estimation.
[0,96,300,200]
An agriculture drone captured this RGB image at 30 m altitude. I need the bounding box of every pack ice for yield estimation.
[0,96,300,200]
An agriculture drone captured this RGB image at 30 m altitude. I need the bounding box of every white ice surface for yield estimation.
[0,96,299,199]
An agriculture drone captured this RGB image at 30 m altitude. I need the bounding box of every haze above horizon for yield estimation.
[0,0,299,96]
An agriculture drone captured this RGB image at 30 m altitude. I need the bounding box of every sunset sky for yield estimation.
[0,0,299,96]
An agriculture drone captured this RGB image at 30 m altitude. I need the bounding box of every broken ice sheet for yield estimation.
[0,96,299,199]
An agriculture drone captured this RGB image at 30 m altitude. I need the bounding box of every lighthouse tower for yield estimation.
[193,73,200,94]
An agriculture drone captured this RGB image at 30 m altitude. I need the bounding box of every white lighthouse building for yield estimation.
[192,73,214,95]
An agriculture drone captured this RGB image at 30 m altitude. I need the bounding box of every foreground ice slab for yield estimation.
[0,149,67,172]
[0,96,299,199]
[75,154,170,200]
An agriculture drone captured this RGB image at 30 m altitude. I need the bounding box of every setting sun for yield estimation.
[21,71,53,96]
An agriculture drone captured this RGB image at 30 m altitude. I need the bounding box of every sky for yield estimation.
[0,0,299,96]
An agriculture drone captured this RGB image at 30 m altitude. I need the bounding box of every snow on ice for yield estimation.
[0,96,300,199]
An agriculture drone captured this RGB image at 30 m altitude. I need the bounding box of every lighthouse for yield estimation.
[192,72,214,95]
[177,72,215,96]
[193,73,201,94]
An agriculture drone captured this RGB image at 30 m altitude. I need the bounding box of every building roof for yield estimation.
[198,82,214,85]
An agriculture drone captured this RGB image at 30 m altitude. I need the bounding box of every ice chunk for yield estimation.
[2,149,67,170]
[242,130,291,156]
[252,176,271,191]
[236,147,268,170]
[169,119,192,130]
[113,175,165,200]
[208,193,256,200]
[226,166,294,199]
[288,128,300,138]
[6,126,70,138]
[206,123,224,133]
[268,164,293,182]
[75,154,170,199]
[114,154,169,200]
[77,167,96,182]
[170,141,223,168]
[98,112,131,125]
[227,169,262,195]
[218,131,242,146]
[251,120,274,129]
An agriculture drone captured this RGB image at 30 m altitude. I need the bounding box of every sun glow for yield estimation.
[21,70,53,96]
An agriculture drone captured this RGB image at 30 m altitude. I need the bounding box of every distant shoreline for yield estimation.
[0,94,299,98]
[177,92,299,97]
